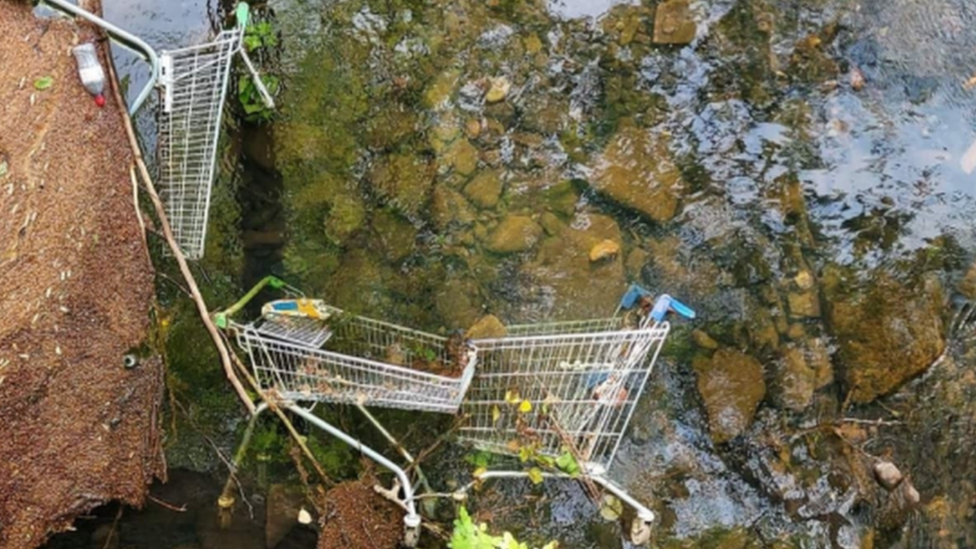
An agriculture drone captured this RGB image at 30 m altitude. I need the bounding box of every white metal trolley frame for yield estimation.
[216,277,694,546]
[40,0,274,261]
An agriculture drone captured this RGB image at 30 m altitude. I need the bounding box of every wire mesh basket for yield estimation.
[458,317,670,471]
[156,5,273,260]
[219,278,478,413]
[156,29,241,260]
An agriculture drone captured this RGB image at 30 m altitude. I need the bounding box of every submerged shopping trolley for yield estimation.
[40,1,274,261]
[216,276,694,546]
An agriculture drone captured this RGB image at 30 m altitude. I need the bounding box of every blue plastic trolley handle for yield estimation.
[618,284,696,321]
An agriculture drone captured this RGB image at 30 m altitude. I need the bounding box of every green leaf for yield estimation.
[555,451,580,476]
[34,77,53,90]
[527,467,544,485]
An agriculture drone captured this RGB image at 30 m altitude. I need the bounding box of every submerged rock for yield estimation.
[464,169,504,209]
[526,214,627,319]
[436,277,483,328]
[589,239,621,262]
[828,272,945,403]
[873,461,904,491]
[368,153,435,218]
[485,215,543,253]
[466,314,508,339]
[692,348,766,444]
[431,185,476,229]
[773,345,816,411]
[591,127,683,223]
[653,0,697,45]
[485,76,511,103]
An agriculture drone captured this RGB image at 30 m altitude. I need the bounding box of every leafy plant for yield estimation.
[238,74,279,122]
[243,21,278,52]
[449,506,558,549]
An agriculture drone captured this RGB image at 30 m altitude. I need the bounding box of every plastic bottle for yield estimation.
[72,43,106,107]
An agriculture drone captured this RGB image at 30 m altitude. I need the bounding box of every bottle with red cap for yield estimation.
[72,43,106,107]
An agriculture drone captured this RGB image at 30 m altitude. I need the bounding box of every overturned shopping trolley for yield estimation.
[216,277,694,546]
[39,0,274,261]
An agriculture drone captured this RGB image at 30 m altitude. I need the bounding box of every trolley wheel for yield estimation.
[629,518,652,545]
[403,525,420,548]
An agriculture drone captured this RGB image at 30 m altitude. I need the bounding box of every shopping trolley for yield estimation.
[455,287,694,544]
[40,1,274,260]
[216,277,693,546]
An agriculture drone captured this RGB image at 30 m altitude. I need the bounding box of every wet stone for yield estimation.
[485,215,542,253]
[873,461,904,491]
[464,169,504,209]
[692,329,720,350]
[829,273,945,403]
[692,348,766,444]
[592,127,683,223]
[625,247,648,278]
[653,0,697,45]
[539,211,564,236]
[436,277,483,329]
[466,314,508,339]
[787,290,820,318]
[431,185,476,229]
[589,239,621,262]
[443,138,479,177]
[774,345,816,411]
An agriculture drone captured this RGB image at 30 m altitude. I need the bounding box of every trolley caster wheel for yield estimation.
[629,518,652,545]
[403,525,420,548]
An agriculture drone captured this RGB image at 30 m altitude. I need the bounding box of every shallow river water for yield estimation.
[44,0,976,547]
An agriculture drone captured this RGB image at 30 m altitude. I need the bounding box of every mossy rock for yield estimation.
[692,348,766,444]
[772,345,816,411]
[464,169,504,209]
[525,214,627,319]
[442,138,480,176]
[653,0,697,45]
[591,127,683,223]
[431,184,476,230]
[324,191,367,244]
[485,215,543,254]
[435,276,484,329]
[828,272,945,403]
[368,153,435,218]
[371,208,417,263]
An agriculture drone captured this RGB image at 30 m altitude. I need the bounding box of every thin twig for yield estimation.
[147,495,187,513]
[101,506,123,549]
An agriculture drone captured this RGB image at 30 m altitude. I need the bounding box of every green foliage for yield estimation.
[449,507,558,549]
[238,74,279,122]
[555,451,580,477]
[243,21,278,52]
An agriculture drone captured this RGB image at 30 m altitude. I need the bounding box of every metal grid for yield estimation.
[256,314,332,348]
[235,309,477,413]
[157,29,242,260]
[458,319,670,470]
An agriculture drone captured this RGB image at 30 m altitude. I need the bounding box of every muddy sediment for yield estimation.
[0,2,162,547]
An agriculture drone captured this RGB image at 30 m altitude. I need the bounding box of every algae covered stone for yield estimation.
[466,314,508,339]
[485,215,543,253]
[828,273,945,403]
[592,127,683,223]
[464,169,504,209]
[693,348,766,444]
[653,0,697,45]
[368,153,434,218]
